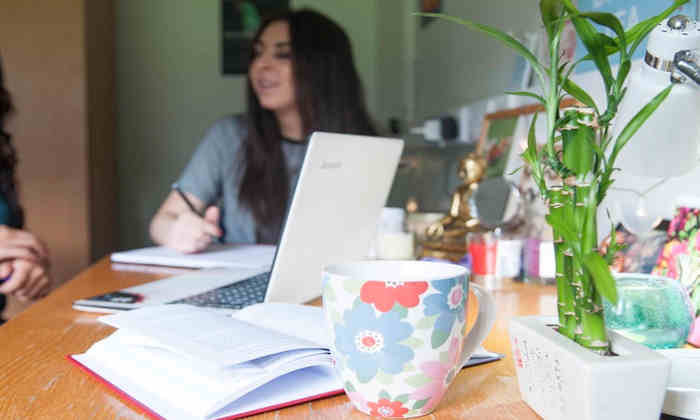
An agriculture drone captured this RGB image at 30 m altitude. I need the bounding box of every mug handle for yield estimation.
[459,283,497,366]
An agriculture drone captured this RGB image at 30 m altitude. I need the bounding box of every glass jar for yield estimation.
[603,273,694,349]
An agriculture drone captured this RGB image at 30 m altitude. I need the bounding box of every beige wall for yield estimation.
[0,0,94,286]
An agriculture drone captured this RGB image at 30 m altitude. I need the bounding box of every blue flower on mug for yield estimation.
[423,277,466,347]
[335,302,414,383]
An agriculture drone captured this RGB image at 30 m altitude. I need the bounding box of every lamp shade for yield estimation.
[615,16,700,178]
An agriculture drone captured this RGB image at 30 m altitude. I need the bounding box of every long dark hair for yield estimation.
[0,57,23,228]
[238,9,376,231]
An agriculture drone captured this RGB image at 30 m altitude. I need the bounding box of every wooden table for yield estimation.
[0,258,558,419]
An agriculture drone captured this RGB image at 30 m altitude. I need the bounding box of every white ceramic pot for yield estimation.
[509,316,670,420]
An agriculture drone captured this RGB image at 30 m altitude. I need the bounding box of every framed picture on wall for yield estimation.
[476,100,580,180]
[221,0,289,75]
[419,0,442,28]
[493,98,579,187]
[478,99,579,236]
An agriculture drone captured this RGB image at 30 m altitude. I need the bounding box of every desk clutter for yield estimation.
[70,303,502,420]
[402,157,700,354]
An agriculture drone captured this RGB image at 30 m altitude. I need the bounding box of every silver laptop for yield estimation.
[73,132,403,312]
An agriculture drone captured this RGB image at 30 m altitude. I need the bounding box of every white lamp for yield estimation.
[615,15,700,178]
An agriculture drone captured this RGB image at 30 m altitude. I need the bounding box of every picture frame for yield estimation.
[476,98,578,237]
[221,0,290,75]
[419,0,442,28]
[476,98,578,180]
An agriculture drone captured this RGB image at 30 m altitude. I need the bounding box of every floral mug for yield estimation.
[322,260,495,418]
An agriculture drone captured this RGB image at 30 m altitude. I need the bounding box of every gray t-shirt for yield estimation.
[177,115,307,244]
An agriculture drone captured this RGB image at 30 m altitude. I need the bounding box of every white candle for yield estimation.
[376,232,415,260]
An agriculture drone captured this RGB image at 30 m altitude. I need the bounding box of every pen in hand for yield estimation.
[172,184,223,244]
[173,185,202,217]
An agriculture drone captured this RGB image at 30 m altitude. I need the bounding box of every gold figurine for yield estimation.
[420,152,487,261]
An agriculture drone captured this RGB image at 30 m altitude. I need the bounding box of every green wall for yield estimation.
[115,1,384,249]
[413,0,540,119]
[115,1,541,249]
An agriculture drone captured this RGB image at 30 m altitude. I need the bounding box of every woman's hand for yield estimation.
[150,190,223,253]
[164,206,222,253]
[0,258,52,302]
[0,225,49,266]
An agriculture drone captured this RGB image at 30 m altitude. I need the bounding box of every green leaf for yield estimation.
[413,398,431,410]
[401,336,423,350]
[344,381,356,393]
[573,23,614,93]
[626,0,690,57]
[522,113,546,195]
[560,0,614,93]
[562,57,584,83]
[562,79,597,111]
[416,315,436,330]
[395,394,410,404]
[413,12,545,88]
[546,212,577,244]
[505,90,545,104]
[603,212,617,265]
[431,329,450,348]
[392,304,408,318]
[583,252,618,304]
[405,374,432,388]
[540,0,564,40]
[610,85,674,162]
[579,12,627,55]
[379,389,392,400]
[576,0,688,61]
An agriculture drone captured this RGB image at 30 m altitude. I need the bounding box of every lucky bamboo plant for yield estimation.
[419,0,689,354]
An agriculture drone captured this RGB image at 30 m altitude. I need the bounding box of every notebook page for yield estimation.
[100,305,324,369]
[77,330,337,420]
[85,331,249,418]
[232,303,331,347]
[110,243,276,269]
[206,366,340,420]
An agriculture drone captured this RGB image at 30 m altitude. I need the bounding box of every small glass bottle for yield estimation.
[467,230,499,288]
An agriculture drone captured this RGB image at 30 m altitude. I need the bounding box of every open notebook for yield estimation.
[109,243,276,269]
[69,304,503,420]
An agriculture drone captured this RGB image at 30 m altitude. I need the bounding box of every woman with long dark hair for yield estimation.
[150,9,376,252]
[0,57,52,323]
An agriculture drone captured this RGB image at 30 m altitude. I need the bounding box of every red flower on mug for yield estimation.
[368,398,410,418]
[360,281,428,312]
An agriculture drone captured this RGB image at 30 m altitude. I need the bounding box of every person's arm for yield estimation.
[0,259,51,301]
[0,226,52,301]
[150,118,240,251]
[0,225,49,266]
[149,190,222,253]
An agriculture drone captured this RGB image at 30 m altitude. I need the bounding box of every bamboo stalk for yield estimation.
[548,187,577,339]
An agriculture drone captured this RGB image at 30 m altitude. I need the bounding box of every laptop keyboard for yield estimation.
[169,271,271,310]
